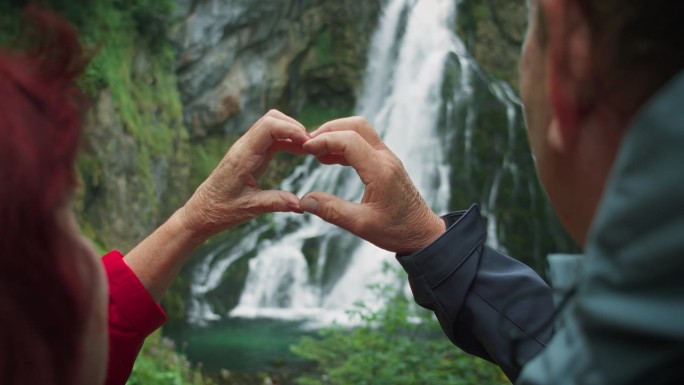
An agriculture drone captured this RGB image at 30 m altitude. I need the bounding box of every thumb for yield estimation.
[300,192,366,231]
[253,190,303,213]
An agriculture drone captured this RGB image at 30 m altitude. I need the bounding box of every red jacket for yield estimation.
[102,251,167,385]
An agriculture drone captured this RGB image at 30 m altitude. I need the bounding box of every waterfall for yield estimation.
[188,0,533,326]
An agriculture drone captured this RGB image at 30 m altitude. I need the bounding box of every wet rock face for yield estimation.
[78,89,191,251]
[457,0,527,90]
[73,0,381,251]
[169,0,382,138]
[79,91,153,249]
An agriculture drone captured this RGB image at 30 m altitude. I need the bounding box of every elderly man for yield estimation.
[299,0,684,383]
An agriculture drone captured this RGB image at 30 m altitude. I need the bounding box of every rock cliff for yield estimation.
[76,0,383,251]
[169,0,383,138]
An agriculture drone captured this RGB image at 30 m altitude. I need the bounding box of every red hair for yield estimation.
[0,6,91,385]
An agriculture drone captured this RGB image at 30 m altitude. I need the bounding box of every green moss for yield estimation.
[79,0,186,225]
[296,104,354,129]
[187,135,235,190]
[93,31,182,153]
[1,0,186,225]
[313,29,334,65]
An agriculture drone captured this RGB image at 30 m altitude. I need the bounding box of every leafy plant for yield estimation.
[291,264,509,385]
[126,331,215,385]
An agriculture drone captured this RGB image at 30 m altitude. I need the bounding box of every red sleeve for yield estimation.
[102,250,167,385]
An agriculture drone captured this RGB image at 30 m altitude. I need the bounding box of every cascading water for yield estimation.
[188,0,544,326]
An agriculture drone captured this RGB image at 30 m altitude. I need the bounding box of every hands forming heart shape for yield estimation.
[178,109,445,255]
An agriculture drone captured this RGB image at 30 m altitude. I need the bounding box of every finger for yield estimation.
[254,148,277,179]
[310,116,383,147]
[300,192,368,233]
[303,131,377,183]
[264,109,307,132]
[251,140,307,178]
[247,116,310,154]
[252,140,307,178]
[271,140,308,155]
[316,154,350,166]
[253,190,303,214]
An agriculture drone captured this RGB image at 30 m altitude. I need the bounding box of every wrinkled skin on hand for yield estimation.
[175,111,443,254]
[299,117,446,255]
[178,109,310,240]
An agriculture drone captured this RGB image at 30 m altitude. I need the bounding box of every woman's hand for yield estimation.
[178,109,310,241]
[299,117,445,255]
[125,110,309,302]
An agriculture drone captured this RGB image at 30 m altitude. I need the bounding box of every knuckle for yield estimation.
[322,204,343,224]
[374,156,406,185]
[387,153,405,172]
[341,130,362,143]
[340,130,356,140]
[350,115,367,125]
[266,199,282,213]
[261,115,276,126]
[350,116,370,130]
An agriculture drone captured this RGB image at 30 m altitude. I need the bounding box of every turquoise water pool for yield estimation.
[165,317,314,373]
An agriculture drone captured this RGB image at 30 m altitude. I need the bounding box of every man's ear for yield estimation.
[541,0,592,153]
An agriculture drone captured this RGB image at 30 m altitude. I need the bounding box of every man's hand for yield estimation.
[178,109,310,240]
[299,117,445,255]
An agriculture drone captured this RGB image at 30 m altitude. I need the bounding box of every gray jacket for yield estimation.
[398,70,684,384]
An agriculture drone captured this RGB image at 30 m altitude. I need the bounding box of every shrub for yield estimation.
[291,264,509,385]
[127,331,215,385]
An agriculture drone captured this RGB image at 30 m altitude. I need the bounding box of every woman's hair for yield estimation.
[0,6,91,385]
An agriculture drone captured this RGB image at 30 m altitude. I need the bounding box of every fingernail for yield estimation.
[300,197,319,214]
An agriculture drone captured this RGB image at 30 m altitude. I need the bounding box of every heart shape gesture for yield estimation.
[299,116,445,255]
[179,111,444,255]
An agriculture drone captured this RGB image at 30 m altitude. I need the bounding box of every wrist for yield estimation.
[172,206,214,247]
[418,214,447,251]
[397,213,446,255]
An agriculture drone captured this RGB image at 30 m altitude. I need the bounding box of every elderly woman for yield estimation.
[0,7,308,385]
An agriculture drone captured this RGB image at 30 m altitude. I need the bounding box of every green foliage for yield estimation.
[310,30,334,67]
[0,0,189,235]
[127,331,215,385]
[92,4,180,150]
[296,104,354,129]
[188,135,234,190]
[291,264,508,385]
[76,0,187,226]
[116,0,174,49]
